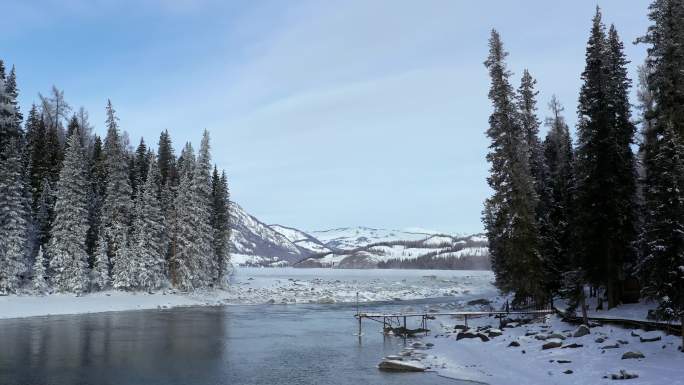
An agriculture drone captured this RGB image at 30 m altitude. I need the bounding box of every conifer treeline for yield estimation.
[484,2,684,328]
[0,67,232,294]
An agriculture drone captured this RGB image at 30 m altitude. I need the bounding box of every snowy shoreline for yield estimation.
[386,299,684,385]
[0,268,496,320]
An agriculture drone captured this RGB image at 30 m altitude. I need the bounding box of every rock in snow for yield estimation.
[542,339,563,350]
[639,331,662,343]
[572,324,591,337]
[621,351,645,360]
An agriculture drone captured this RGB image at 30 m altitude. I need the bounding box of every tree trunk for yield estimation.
[580,290,588,326]
[681,314,683,352]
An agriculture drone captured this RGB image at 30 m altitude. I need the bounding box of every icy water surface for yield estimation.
[0,297,475,384]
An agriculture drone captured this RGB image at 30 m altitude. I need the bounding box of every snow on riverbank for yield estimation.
[388,300,684,385]
[0,268,495,320]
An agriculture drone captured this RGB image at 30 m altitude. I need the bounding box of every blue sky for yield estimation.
[3,0,651,234]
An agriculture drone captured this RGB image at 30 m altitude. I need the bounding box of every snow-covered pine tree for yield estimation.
[193,131,216,286]
[112,231,134,290]
[482,30,544,306]
[169,143,198,290]
[47,133,90,293]
[541,96,575,296]
[32,246,48,293]
[0,140,31,294]
[92,235,110,290]
[130,157,166,291]
[0,64,23,150]
[211,166,231,286]
[573,9,638,308]
[132,138,149,198]
[640,124,684,329]
[85,136,106,258]
[638,0,684,346]
[101,100,134,290]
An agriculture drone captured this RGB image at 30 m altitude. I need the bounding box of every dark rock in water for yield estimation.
[618,340,629,345]
[595,337,606,343]
[535,334,548,341]
[425,342,434,347]
[563,370,573,374]
[467,298,491,306]
[487,329,503,337]
[561,343,583,349]
[525,331,538,336]
[630,331,640,337]
[572,325,590,337]
[378,360,426,372]
[542,339,563,350]
[508,341,520,347]
[621,351,645,360]
[476,332,490,342]
[610,370,639,380]
[454,324,468,331]
[557,360,572,364]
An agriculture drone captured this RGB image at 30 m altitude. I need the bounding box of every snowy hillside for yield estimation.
[229,202,314,264]
[297,233,489,269]
[310,226,432,250]
[270,224,331,254]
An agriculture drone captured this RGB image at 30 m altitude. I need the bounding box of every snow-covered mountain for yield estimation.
[229,202,314,265]
[310,226,432,250]
[229,205,489,269]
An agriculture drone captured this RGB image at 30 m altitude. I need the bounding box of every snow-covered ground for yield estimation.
[383,298,684,385]
[0,268,496,319]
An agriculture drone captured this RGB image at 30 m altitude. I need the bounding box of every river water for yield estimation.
[0,298,474,385]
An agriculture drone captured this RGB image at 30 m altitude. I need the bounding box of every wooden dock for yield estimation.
[354,309,554,336]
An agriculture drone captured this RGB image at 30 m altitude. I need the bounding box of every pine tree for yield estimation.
[212,167,232,285]
[0,140,31,294]
[157,130,177,187]
[541,96,575,295]
[640,124,684,327]
[573,9,638,308]
[482,30,544,306]
[92,235,111,290]
[193,131,216,286]
[101,100,133,289]
[47,133,90,293]
[32,246,48,293]
[638,0,684,346]
[130,157,167,291]
[112,232,134,290]
[169,143,198,290]
[0,65,23,151]
[85,136,106,259]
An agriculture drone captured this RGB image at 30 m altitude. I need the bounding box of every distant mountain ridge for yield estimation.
[229,204,489,269]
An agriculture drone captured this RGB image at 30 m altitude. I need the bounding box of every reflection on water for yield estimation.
[0,300,467,385]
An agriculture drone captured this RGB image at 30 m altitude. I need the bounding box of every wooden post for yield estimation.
[464,314,468,328]
[403,316,407,338]
[358,315,362,336]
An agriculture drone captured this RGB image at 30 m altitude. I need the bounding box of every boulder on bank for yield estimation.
[621,351,645,360]
[508,341,520,347]
[378,360,426,372]
[572,325,591,337]
[487,328,503,337]
[639,331,662,343]
[542,339,563,350]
